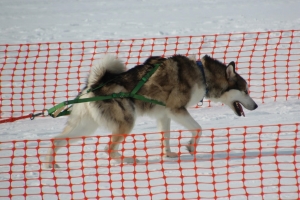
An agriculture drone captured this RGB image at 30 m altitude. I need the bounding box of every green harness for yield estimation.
[47,63,165,118]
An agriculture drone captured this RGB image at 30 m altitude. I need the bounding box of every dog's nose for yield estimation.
[253,103,258,110]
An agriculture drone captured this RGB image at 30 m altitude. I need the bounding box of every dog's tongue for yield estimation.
[237,102,245,117]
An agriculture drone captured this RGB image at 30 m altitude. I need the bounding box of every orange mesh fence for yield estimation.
[1,30,299,123]
[0,123,299,199]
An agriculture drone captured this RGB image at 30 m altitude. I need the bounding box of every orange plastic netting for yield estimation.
[1,30,299,123]
[0,30,299,199]
[0,124,299,199]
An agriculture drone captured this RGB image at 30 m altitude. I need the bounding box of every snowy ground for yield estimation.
[0,0,300,199]
[1,0,300,45]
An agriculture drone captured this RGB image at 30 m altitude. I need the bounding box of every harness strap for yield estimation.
[47,63,165,118]
[131,63,160,95]
[196,60,208,104]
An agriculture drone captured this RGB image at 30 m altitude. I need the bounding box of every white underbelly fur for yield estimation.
[187,84,206,107]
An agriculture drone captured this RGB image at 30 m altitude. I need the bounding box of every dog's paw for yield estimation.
[165,151,178,158]
[185,144,196,155]
[44,163,60,169]
[186,139,198,155]
[123,157,139,164]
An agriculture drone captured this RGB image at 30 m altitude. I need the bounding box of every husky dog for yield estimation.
[45,54,257,167]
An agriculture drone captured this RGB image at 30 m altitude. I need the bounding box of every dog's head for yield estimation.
[201,55,258,117]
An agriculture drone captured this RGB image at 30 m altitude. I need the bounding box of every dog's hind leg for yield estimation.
[89,99,137,164]
[157,116,178,158]
[104,121,138,164]
[44,115,98,168]
[168,107,202,155]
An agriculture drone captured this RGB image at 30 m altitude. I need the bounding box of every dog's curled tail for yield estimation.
[88,55,125,87]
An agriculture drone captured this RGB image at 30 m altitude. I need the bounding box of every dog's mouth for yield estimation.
[233,101,245,117]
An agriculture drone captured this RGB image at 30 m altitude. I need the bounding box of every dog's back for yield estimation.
[88,55,205,115]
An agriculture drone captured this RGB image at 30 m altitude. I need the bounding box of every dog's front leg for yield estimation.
[45,138,67,168]
[168,108,202,155]
[157,116,178,157]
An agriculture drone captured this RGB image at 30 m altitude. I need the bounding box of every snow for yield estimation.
[0,0,299,199]
[1,0,300,44]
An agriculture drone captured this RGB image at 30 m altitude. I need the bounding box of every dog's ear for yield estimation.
[226,61,236,80]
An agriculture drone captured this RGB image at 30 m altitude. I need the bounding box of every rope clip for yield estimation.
[30,109,48,120]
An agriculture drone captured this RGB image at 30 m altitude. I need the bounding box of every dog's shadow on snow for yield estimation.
[136,148,300,165]
[40,148,299,169]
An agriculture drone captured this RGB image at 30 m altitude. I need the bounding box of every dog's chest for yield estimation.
[187,84,206,107]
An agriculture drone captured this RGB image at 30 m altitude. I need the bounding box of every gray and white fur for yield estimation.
[45,54,257,167]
